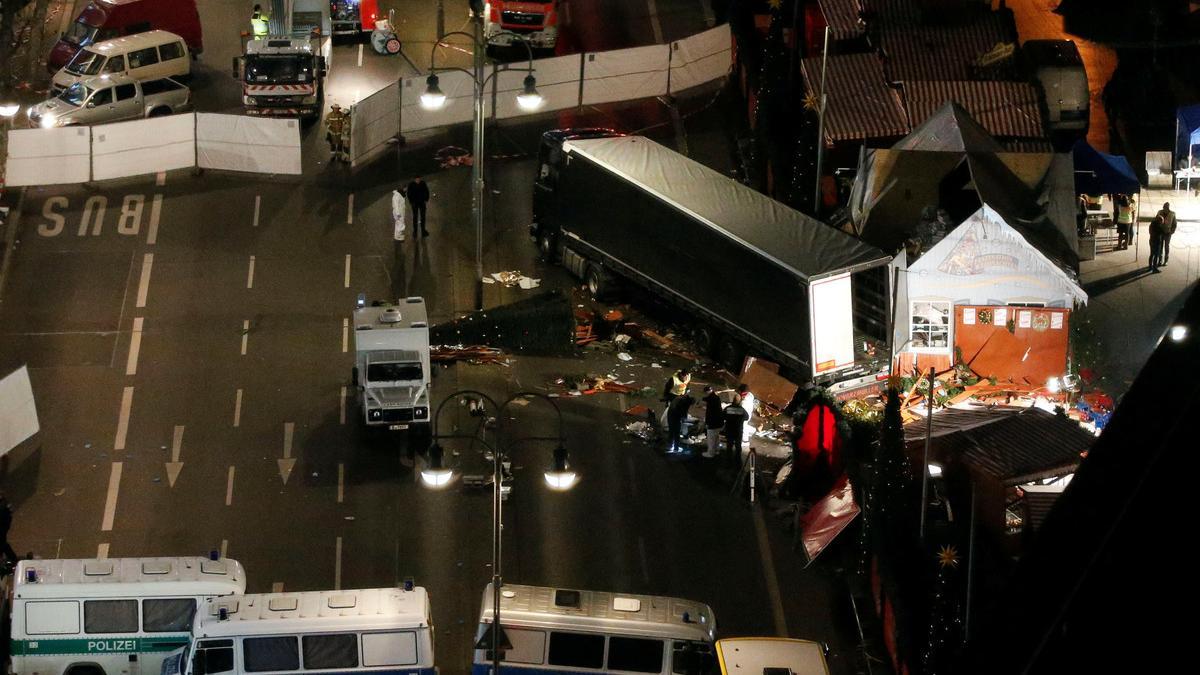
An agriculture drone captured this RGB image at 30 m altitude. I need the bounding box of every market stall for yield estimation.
[1072,139,1141,259]
[1175,104,1200,189]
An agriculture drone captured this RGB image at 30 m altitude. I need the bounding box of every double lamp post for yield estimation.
[419,390,576,675]
[419,1,544,310]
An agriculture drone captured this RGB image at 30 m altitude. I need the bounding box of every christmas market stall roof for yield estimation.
[967,283,1200,675]
[905,407,1092,486]
[562,135,892,280]
[817,0,867,41]
[1175,103,1200,162]
[1072,139,1140,196]
[799,53,910,144]
[878,7,1015,82]
[900,80,1045,143]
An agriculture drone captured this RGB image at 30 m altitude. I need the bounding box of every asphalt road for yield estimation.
[1,1,860,674]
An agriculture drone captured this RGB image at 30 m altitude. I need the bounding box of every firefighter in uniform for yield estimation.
[250,4,270,38]
[325,104,350,161]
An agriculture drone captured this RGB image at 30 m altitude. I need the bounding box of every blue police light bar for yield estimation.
[26,568,38,583]
[357,293,367,308]
[403,577,415,591]
[209,550,220,561]
[218,607,229,621]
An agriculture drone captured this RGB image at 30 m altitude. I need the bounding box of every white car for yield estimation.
[29,73,190,128]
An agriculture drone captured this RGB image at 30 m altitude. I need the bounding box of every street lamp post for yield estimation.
[0,96,20,176]
[421,10,542,311]
[420,389,575,675]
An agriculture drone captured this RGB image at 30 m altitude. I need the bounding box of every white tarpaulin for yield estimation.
[4,127,91,186]
[401,69,476,134]
[91,115,195,181]
[581,45,670,106]
[493,54,581,119]
[0,366,39,457]
[196,113,301,174]
[350,81,401,167]
[668,23,732,93]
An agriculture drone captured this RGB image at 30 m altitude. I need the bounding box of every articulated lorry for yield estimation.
[234,0,329,119]
[352,297,432,431]
[531,131,894,395]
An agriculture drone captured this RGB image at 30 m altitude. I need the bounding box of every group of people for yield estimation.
[660,368,757,467]
[391,177,431,241]
[1149,201,1178,272]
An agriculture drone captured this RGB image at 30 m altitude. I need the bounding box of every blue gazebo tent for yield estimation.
[1176,104,1200,167]
[1072,140,1140,196]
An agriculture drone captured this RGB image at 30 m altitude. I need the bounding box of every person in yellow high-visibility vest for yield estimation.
[250,4,270,37]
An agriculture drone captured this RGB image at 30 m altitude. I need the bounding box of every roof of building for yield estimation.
[818,0,867,41]
[905,407,1092,485]
[901,80,1044,141]
[799,53,910,143]
[893,101,1004,152]
[878,7,1015,81]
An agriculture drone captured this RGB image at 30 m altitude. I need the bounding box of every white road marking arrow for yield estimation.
[165,425,185,487]
[278,422,296,484]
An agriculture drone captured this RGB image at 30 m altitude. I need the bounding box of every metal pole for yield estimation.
[919,366,934,545]
[964,482,977,643]
[472,12,486,311]
[749,450,757,504]
[492,428,502,675]
[437,0,445,40]
[812,25,830,213]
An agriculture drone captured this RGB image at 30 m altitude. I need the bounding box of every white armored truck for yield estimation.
[352,297,431,431]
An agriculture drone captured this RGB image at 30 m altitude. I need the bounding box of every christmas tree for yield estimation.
[921,545,964,674]
[856,379,912,574]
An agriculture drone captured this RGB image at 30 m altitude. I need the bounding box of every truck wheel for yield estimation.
[692,327,717,357]
[67,666,104,675]
[717,336,745,373]
[148,107,170,117]
[538,231,557,262]
[585,264,610,300]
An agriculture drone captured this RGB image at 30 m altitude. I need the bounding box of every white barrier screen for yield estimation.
[4,127,91,186]
[401,69,476,134]
[0,366,39,457]
[581,45,670,106]
[669,24,732,93]
[492,54,582,119]
[351,81,401,166]
[197,114,302,174]
[91,115,195,181]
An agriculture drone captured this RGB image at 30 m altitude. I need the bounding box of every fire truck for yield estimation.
[483,1,558,50]
[330,0,379,37]
[234,0,329,119]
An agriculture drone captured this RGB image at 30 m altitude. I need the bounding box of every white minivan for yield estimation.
[53,30,190,93]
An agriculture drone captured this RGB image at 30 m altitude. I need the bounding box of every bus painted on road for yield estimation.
[471,584,716,675]
[9,557,247,675]
[161,586,435,675]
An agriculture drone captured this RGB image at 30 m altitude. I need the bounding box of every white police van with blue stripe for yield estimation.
[472,585,715,675]
[160,586,435,675]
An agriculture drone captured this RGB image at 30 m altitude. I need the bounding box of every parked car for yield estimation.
[29,74,191,128]
[48,0,203,72]
[52,30,190,93]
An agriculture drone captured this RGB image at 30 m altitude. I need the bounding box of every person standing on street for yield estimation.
[325,104,349,161]
[0,494,17,565]
[391,187,407,242]
[723,395,749,467]
[1158,202,1177,265]
[737,383,756,445]
[660,368,692,428]
[406,176,431,236]
[1115,194,1133,250]
[702,386,724,459]
[1149,212,1167,272]
[250,4,270,38]
[665,390,696,454]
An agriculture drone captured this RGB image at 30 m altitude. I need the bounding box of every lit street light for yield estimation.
[420,8,542,310]
[420,389,575,675]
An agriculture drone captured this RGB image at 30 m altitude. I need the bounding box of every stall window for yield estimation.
[142,598,196,632]
[547,631,605,670]
[911,301,951,349]
[243,636,300,672]
[302,634,359,669]
[500,628,546,665]
[607,636,664,673]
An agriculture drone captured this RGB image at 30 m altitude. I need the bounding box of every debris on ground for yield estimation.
[623,404,653,417]
[435,145,473,167]
[624,421,654,440]
[430,345,507,365]
[554,374,641,395]
[487,270,540,288]
[431,291,574,355]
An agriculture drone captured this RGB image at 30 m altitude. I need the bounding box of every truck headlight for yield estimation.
[243,95,255,105]
[40,114,58,128]
[368,409,381,420]
[414,407,427,418]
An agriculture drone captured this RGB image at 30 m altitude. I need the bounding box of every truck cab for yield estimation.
[331,0,380,37]
[532,127,622,254]
[353,297,432,431]
[483,1,558,50]
[235,38,326,118]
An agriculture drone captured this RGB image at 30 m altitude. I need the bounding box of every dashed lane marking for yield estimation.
[225,466,236,506]
[272,582,284,592]
[357,43,363,67]
[147,194,162,245]
[155,171,165,186]
[338,463,345,503]
[646,0,664,44]
[114,387,134,450]
[97,543,109,559]
[344,254,351,288]
[341,318,349,353]
[253,195,261,227]
[347,194,354,225]
[247,255,256,289]
[241,319,250,355]
[101,462,123,532]
[220,539,229,558]
[334,536,343,590]
[135,253,154,308]
[340,386,347,425]
[125,317,144,376]
[233,389,243,427]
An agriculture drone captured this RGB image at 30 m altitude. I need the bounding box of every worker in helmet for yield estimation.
[325,104,350,161]
[250,4,270,38]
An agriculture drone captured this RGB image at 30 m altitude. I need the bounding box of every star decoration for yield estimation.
[936,545,959,568]
[803,91,820,112]
[767,0,784,9]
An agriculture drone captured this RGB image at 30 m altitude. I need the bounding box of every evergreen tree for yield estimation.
[922,545,964,674]
[856,379,912,574]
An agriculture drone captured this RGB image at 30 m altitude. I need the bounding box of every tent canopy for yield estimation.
[1073,139,1139,195]
[1176,104,1200,163]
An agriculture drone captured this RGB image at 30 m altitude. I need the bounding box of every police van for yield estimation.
[471,584,716,675]
[160,586,435,675]
[8,556,247,675]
